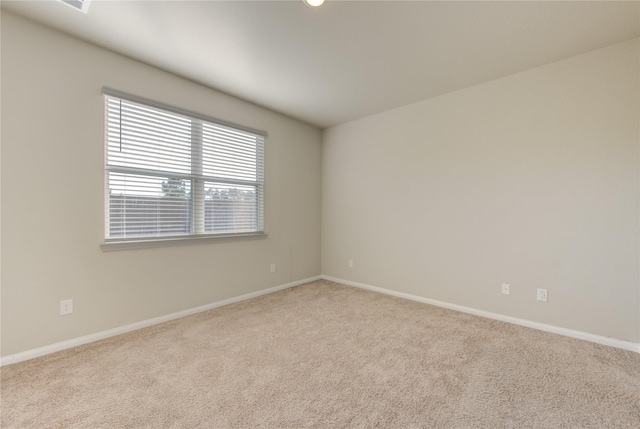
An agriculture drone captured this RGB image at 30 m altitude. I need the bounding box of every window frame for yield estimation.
[101,88,267,251]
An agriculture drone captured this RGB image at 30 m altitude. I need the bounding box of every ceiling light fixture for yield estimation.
[57,0,90,13]
[304,0,325,7]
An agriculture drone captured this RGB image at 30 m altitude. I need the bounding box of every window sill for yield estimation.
[100,232,268,252]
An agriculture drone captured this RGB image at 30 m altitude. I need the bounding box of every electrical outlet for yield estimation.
[501,283,510,295]
[537,288,548,302]
[60,299,73,315]
[270,263,276,273]
[348,259,354,268]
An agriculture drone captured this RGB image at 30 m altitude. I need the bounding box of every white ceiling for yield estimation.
[2,0,639,128]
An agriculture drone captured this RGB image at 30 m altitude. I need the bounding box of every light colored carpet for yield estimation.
[2,280,639,428]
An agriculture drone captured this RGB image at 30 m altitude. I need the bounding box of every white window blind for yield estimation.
[104,89,265,243]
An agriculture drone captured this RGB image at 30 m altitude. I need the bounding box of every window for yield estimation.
[103,89,265,246]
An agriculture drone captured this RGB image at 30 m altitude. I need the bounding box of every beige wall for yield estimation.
[2,11,639,358]
[1,12,322,356]
[322,38,640,342]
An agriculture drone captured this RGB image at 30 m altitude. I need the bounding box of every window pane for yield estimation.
[202,122,258,181]
[106,98,192,174]
[204,183,257,233]
[107,172,192,238]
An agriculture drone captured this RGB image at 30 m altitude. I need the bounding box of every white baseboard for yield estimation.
[321,275,640,354]
[4,274,636,366]
[0,276,321,367]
